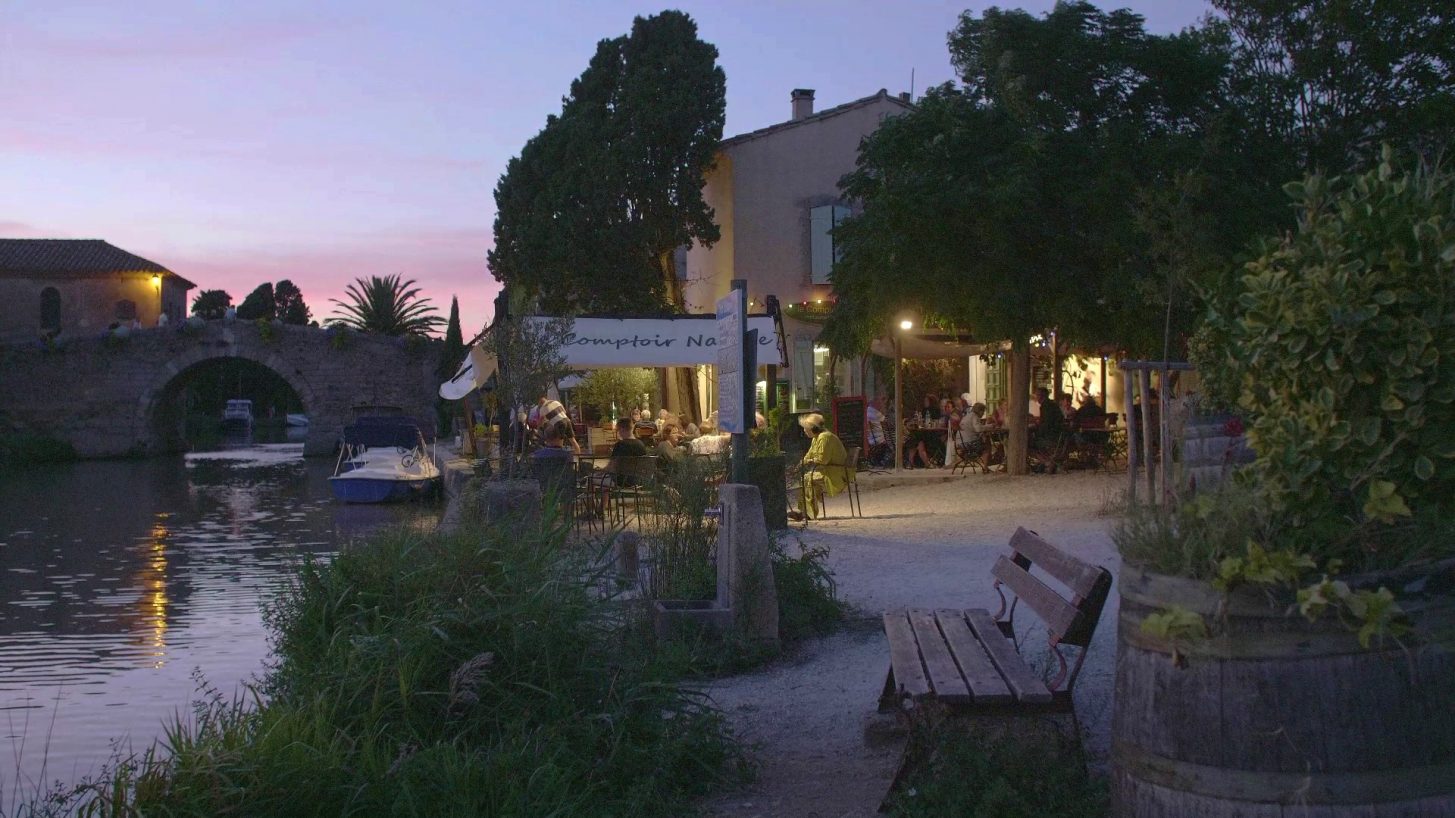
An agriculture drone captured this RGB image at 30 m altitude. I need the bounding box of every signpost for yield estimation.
[717,280,752,483]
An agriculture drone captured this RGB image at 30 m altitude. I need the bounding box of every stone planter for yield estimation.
[1112,560,1455,816]
[746,453,787,531]
[652,600,733,642]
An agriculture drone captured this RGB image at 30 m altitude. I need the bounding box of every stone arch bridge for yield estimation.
[0,321,441,457]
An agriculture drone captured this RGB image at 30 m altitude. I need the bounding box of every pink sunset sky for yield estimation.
[1,0,1209,335]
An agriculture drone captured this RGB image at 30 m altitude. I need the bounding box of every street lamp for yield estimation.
[893,315,915,473]
[899,319,913,331]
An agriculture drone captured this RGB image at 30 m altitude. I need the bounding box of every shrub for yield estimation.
[1194,149,1455,564]
[47,514,739,816]
[0,431,77,469]
[884,726,1107,818]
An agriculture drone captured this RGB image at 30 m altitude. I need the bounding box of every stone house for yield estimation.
[0,239,195,344]
[683,88,914,413]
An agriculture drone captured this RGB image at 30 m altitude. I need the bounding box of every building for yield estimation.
[683,88,914,413]
[0,239,194,343]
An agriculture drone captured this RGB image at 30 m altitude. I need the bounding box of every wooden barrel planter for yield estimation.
[1112,560,1455,816]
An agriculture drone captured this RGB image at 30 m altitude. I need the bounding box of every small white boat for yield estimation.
[329,417,440,503]
[286,413,310,427]
[221,399,254,430]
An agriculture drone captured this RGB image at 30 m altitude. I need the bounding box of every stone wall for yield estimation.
[0,320,441,458]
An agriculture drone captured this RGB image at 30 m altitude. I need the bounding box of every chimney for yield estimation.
[791,88,815,121]
[898,91,912,103]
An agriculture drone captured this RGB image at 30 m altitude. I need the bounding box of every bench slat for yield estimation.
[965,608,1053,704]
[991,555,1084,643]
[883,610,931,699]
[935,609,1013,704]
[907,609,971,703]
[1009,526,1105,599]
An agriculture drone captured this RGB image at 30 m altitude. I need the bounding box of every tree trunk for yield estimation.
[1006,340,1030,475]
[658,249,701,424]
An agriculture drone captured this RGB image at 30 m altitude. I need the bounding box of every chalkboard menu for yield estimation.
[833,395,867,455]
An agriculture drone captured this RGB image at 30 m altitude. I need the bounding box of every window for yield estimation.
[40,287,61,330]
[791,338,815,409]
[115,299,137,321]
[809,204,852,284]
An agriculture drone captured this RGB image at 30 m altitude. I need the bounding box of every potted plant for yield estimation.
[748,407,791,530]
[1111,151,1455,816]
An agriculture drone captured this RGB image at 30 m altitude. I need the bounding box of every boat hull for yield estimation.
[328,475,438,504]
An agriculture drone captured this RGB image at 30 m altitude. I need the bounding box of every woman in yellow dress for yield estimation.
[796,412,849,519]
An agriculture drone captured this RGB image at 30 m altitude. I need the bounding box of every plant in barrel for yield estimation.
[1112,150,1455,816]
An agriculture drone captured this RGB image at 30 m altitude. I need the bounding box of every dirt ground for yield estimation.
[698,470,1126,818]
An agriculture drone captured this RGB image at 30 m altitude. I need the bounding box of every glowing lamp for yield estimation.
[899,319,913,331]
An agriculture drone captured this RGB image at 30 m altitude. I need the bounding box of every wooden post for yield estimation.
[1139,369,1155,502]
[894,335,903,474]
[1124,368,1138,504]
[1160,367,1173,503]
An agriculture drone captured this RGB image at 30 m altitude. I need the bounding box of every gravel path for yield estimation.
[699,470,1126,818]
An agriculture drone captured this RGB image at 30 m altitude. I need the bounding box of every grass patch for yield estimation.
[32,511,740,817]
[885,727,1107,818]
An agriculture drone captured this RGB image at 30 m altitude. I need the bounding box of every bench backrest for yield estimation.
[990,527,1112,649]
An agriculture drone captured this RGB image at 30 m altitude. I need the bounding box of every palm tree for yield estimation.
[328,274,444,336]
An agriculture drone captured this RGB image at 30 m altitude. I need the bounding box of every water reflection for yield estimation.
[0,443,438,794]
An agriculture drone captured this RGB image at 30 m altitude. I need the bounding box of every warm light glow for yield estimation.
[899,319,913,330]
[815,299,823,304]
[151,274,162,289]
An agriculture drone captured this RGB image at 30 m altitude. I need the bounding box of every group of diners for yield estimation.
[870,387,1116,471]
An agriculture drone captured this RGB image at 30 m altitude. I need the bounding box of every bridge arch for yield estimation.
[137,345,322,454]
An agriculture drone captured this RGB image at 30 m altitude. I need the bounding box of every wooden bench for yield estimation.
[877,527,1112,803]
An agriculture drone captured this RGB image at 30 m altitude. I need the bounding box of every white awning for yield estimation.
[870,334,1006,360]
[438,345,497,400]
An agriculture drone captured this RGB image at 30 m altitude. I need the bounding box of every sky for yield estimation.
[1,0,1211,335]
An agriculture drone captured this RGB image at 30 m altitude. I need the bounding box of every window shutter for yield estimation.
[809,205,833,284]
[792,338,816,406]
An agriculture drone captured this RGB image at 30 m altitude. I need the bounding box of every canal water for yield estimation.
[0,440,439,800]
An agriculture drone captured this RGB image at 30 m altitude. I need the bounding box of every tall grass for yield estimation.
[35,509,739,817]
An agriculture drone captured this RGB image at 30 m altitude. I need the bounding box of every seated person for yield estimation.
[530,421,575,465]
[955,402,987,453]
[793,413,849,519]
[654,423,687,465]
[1033,387,1067,450]
[610,417,648,458]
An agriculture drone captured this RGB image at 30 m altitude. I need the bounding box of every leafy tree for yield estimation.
[489,10,725,314]
[191,289,232,319]
[1214,0,1455,173]
[437,296,466,381]
[235,283,276,321]
[827,3,1235,473]
[274,279,312,325]
[327,274,443,337]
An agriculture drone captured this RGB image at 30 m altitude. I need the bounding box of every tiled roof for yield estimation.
[0,239,195,288]
[720,89,914,149]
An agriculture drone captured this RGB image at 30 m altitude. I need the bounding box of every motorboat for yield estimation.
[221,399,254,430]
[329,416,440,503]
[285,413,309,427]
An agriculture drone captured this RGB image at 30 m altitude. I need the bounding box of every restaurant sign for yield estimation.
[527,315,784,368]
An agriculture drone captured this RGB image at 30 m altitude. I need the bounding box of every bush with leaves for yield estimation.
[1195,149,1455,562]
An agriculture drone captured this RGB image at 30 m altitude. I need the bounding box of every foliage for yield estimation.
[0,430,76,470]
[1139,604,1209,668]
[1298,578,1412,648]
[1197,151,1455,550]
[750,407,790,456]
[255,317,276,343]
[573,367,659,420]
[884,726,1107,818]
[44,515,740,817]
[190,289,232,319]
[771,535,843,643]
[482,314,572,477]
[328,274,443,337]
[1214,0,1455,172]
[273,279,312,325]
[437,296,466,382]
[1113,480,1274,580]
[235,283,276,321]
[327,326,352,351]
[488,10,724,314]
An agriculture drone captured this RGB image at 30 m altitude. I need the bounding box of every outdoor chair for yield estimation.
[950,433,988,475]
[806,446,861,519]
[604,455,661,526]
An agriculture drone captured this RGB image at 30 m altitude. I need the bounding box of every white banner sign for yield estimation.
[716,292,746,434]
[526,315,783,368]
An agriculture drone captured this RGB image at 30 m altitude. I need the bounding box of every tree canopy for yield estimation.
[191,289,232,319]
[236,283,276,321]
[827,2,1239,359]
[273,280,312,325]
[328,274,443,337]
[488,10,726,314]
